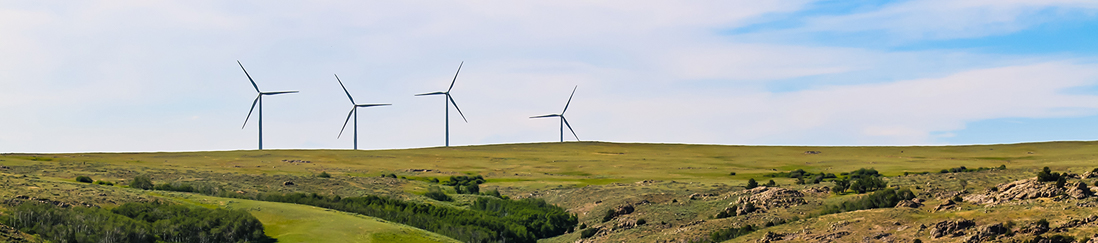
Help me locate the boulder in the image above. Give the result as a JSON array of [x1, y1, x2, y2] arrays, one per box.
[[735, 187, 807, 211], [895, 199, 922, 208], [930, 219, 976, 238]]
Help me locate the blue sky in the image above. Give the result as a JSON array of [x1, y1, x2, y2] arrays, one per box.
[[1, 0, 1097, 152]]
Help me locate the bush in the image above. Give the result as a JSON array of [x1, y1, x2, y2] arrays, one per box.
[[580, 228, 598, 238], [317, 171, 331, 178], [430, 178, 440, 183], [823, 188, 916, 214], [1077, 182, 1091, 195], [1037, 167, 1061, 182], [636, 219, 646, 225], [579, 223, 586, 229], [444, 175, 485, 194], [729, 172, 736, 176], [709, 224, 755, 242], [2, 201, 272, 243], [602, 209, 616, 222], [154, 183, 195, 193], [131, 176, 154, 190], [75, 176, 93, 183], [766, 180, 777, 187], [746, 178, 758, 189], [951, 195, 963, 203], [1055, 177, 1067, 189], [259, 192, 576, 243], [424, 186, 452, 201]]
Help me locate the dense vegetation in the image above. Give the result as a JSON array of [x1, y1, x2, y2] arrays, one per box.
[[425, 185, 453, 201], [766, 169, 838, 184], [938, 165, 1005, 173], [823, 188, 916, 214], [831, 168, 888, 194], [257, 192, 577, 243], [2, 201, 271, 243], [443, 175, 485, 194], [708, 224, 756, 242], [75, 175, 93, 183]]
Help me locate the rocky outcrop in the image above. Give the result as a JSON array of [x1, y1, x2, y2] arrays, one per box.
[[930, 219, 976, 238], [934, 199, 957, 211], [896, 198, 923, 208], [963, 223, 1012, 243], [1018, 221, 1050, 235], [1052, 215, 1098, 232], [995, 179, 1065, 200], [757, 231, 785, 243], [735, 187, 807, 211]]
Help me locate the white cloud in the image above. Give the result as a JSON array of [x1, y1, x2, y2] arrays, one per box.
[[0, 1, 1097, 152], [800, 0, 1098, 40]]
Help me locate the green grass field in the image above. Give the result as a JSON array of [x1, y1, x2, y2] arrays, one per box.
[[156, 192, 458, 243], [3, 141, 1098, 242]]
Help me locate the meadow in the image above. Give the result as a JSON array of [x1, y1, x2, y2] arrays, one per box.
[[2, 141, 1098, 242]]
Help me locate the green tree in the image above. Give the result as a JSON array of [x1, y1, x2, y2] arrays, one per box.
[[131, 175, 154, 190], [746, 178, 758, 189]]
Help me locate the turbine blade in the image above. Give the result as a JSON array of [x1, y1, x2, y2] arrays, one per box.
[[447, 61, 463, 93], [562, 116, 579, 141], [448, 94, 468, 123], [415, 92, 446, 96], [562, 85, 577, 114], [335, 74, 355, 104], [262, 91, 299, 95], [238, 60, 261, 93], [530, 114, 560, 118], [242, 95, 260, 129], [338, 108, 354, 138], [357, 104, 392, 108]]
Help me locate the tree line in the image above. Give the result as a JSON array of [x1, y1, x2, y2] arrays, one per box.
[[256, 192, 577, 243], [2, 201, 272, 243]]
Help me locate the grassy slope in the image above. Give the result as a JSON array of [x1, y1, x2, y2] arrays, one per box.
[[8, 141, 1093, 185], [156, 192, 458, 243], [4, 141, 1098, 242]]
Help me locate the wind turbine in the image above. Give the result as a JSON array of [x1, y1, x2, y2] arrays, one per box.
[[335, 74, 391, 150], [530, 86, 579, 142], [238, 60, 298, 150], [415, 62, 468, 147]]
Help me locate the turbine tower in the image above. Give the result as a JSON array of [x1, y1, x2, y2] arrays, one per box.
[[238, 60, 298, 150], [530, 86, 579, 142], [415, 62, 468, 147], [335, 74, 391, 150]]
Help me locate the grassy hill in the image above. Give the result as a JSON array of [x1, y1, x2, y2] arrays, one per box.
[[3, 141, 1098, 242]]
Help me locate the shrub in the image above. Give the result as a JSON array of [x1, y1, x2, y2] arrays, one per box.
[[430, 178, 440, 183], [951, 195, 963, 203], [823, 188, 916, 214], [746, 178, 758, 189], [1037, 167, 1061, 182], [483, 189, 503, 198], [579, 223, 587, 229], [766, 180, 777, 187], [580, 228, 598, 238], [914, 239, 923, 243], [445, 175, 485, 194], [729, 172, 736, 176], [602, 209, 616, 222], [636, 219, 646, 225], [76, 176, 93, 183], [131, 176, 154, 190], [709, 224, 755, 242], [317, 171, 331, 178], [424, 185, 452, 201], [1055, 177, 1066, 189]]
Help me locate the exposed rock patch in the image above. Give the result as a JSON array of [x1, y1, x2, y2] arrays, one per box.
[[735, 187, 807, 211], [964, 223, 1012, 243], [895, 198, 923, 208], [930, 219, 976, 238]]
